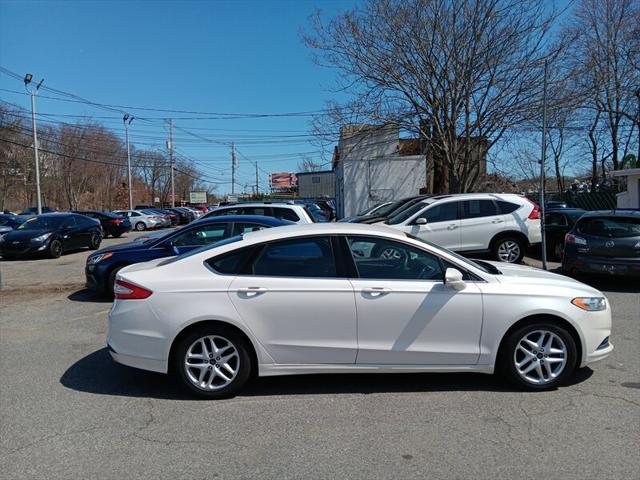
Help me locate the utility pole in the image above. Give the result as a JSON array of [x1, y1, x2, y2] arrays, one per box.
[[255, 162, 259, 199], [169, 118, 175, 207], [231, 142, 236, 195], [123, 113, 134, 210], [24, 73, 44, 214], [539, 60, 548, 270], [635, 88, 640, 165]]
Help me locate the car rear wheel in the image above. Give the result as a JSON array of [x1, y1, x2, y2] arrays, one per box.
[[500, 322, 577, 390], [552, 238, 564, 261], [48, 239, 62, 258], [173, 326, 252, 399], [493, 237, 525, 263], [134, 222, 146, 231]]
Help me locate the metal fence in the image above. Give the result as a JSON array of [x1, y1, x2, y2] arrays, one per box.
[[528, 191, 617, 211]]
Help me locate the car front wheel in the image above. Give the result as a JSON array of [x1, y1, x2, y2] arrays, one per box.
[[134, 222, 146, 231], [89, 233, 101, 250], [48, 239, 62, 258], [500, 322, 577, 390], [173, 326, 252, 399]]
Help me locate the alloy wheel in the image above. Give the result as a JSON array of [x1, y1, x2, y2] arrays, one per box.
[[184, 335, 240, 391], [379, 247, 403, 260], [497, 240, 521, 263], [513, 330, 567, 385]]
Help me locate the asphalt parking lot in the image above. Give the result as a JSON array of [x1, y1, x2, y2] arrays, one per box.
[[1, 234, 638, 479]]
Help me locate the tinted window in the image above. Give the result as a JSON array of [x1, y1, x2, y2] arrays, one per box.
[[19, 216, 67, 230], [462, 200, 498, 219], [207, 246, 256, 274], [171, 223, 227, 246], [578, 217, 640, 238], [241, 206, 270, 216], [232, 222, 268, 236], [209, 207, 239, 216], [546, 213, 567, 226], [251, 237, 336, 277], [496, 200, 519, 214], [420, 202, 459, 223], [130, 212, 140, 217], [386, 201, 430, 225], [347, 236, 444, 280], [273, 207, 300, 222]]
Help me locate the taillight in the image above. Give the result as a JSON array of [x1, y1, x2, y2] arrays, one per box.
[[522, 197, 540, 219], [111, 218, 122, 225], [565, 233, 587, 246], [114, 280, 152, 299]]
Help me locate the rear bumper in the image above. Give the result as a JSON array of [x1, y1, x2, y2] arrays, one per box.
[[563, 254, 640, 277], [108, 342, 167, 373], [105, 225, 132, 236]]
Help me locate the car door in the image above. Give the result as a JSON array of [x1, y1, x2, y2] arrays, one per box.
[[164, 222, 229, 255], [403, 200, 461, 250], [345, 235, 483, 365], [227, 236, 358, 364], [459, 199, 506, 251], [59, 216, 80, 250], [74, 215, 96, 247]]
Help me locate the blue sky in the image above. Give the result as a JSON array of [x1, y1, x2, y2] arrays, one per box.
[[0, 0, 360, 193]]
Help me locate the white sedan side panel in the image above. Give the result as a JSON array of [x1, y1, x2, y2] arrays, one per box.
[[351, 280, 483, 365], [228, 276, 358, 364]]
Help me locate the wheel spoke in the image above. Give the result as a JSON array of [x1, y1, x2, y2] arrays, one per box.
[[546, 357, 564, 364], [215, 367, 231, 382], [185, 335, 239, 391], [200, 339, 209, 358], [537, 332, 545, 349], [544, 334, 554, 352], [543, 361, 554, 379], [198, 367, 207, 383], [522, 361, 538, 375], [523, 338, 538, 350]]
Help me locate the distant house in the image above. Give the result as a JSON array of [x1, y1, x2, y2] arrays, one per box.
[[332, 124, 427, 218], [297, 171, 335, 199], [611, 168, 640, 208]]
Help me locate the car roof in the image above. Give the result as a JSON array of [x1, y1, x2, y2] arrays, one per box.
[[579, 209, 640, 219], [195, 215, 293, 226], [547, 208, 585, 213], [240, 222, 405, 244], [216, 202, 302, 208]]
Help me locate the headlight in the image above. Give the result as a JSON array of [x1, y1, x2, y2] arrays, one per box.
[[87, 252, 113, 264], [572, 297, 606, 311], [32, 232, 52, 242]]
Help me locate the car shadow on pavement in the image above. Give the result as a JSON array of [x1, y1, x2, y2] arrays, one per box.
[[60, 347, 594, 400], [67, 288, 112, 303]]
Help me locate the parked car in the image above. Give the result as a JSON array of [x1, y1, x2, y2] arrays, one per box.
[[296, 201, 329, 222], [155, 209, 180, 226], [544, 209, 586, 260], [182, 206, 204, 219], [72, 210, 132, 238], [562, 210, 640, 277], [108, 222, 612, 398], [167, 207, 195, 225], [315, 200, 336, 221], [0, 214, 27, 237], [140, 209, 171, 228], [357, 201, 394, 217], [86, 215, 293, 296], [19, 206, 54, 215], [384, 193, 541, 263], [202, 202, 314, 224], [340, 195, 432, 224], [0, 213, 102, 259], [113, 209, 162, 231], [546, 200, 569, 209]]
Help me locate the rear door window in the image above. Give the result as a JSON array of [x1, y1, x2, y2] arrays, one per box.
[[462, 200, 498, 219], [241, 206, 271, 216], [250, 237, 336, 277], [578, 217, 640, 238], [273, 207, 300, 222], [496, 200, 519, 214]]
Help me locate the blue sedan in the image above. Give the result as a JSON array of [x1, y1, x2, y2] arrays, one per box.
[[85, 215, 293, 296]]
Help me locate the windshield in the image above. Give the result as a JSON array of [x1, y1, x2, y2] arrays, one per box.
[[17, 216, 66, 231], [405, 233, 496, 274], [156, 235, 244, 266], [386, 201, 430, 225]]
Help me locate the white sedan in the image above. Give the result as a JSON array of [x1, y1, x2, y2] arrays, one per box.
[[108, 223, 613, 398]]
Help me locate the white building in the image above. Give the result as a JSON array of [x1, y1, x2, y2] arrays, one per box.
[[333, 124, 426, 218], [612, 168, 640, 208]]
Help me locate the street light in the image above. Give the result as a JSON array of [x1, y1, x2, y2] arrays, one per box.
[[24, 72, 45, 215], [123, 113, 134, 210]]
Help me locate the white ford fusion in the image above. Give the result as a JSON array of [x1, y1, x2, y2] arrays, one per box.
[[108, 223, 612, 398]]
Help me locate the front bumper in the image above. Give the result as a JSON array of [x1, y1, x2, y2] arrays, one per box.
[[576, 304, 613, 368], [0, 240, 49, 257]]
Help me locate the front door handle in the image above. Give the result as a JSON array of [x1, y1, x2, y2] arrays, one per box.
[[362, 287, 391, 297], [447, 224, 458, 230], [492, 219, 504, 224], [237, 286, 268, 297]]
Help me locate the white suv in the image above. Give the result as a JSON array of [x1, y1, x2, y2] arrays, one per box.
[[384, 193, 541, 263], [201, 202, 314, 224]]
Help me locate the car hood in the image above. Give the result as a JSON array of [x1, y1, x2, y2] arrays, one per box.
[[1, 229, 51, 241], [342, 214, 387, 224], [92, 239, 150, 256], [488, 261, 602, 295], [0, 226, 12, 234]]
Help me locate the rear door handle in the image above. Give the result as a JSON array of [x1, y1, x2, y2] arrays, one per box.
[[447, 224, 458, 230], [362, 287, 391, 296], [492, 219, 504, 224], [237, 286, 268, 296]]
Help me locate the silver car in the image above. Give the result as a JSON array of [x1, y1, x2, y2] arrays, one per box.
[[113, 210, 161, 231]]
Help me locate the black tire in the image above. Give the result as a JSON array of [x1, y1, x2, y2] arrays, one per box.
[[551, 238, 564, 261], [89, 233, 101, 250], [499, 321, 577, 391], [492, 236, 525, 263], [172, 325, 252, 399], [134, 222, 146, 231], [48, 239, 62, 258]]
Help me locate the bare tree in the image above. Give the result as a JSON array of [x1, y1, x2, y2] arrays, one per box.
[[297, 155, 323, 172], [305, 0, 563, 193]]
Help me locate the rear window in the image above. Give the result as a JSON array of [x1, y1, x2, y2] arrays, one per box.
[[207, 246, 256, 274], [496, 200, 519, 214], [578, 217, 640, 238], [274, 207, 300, 222]]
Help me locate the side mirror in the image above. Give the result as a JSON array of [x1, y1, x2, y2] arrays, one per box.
[[444, 268, 466, 290], [415, 217, 427, 225]]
